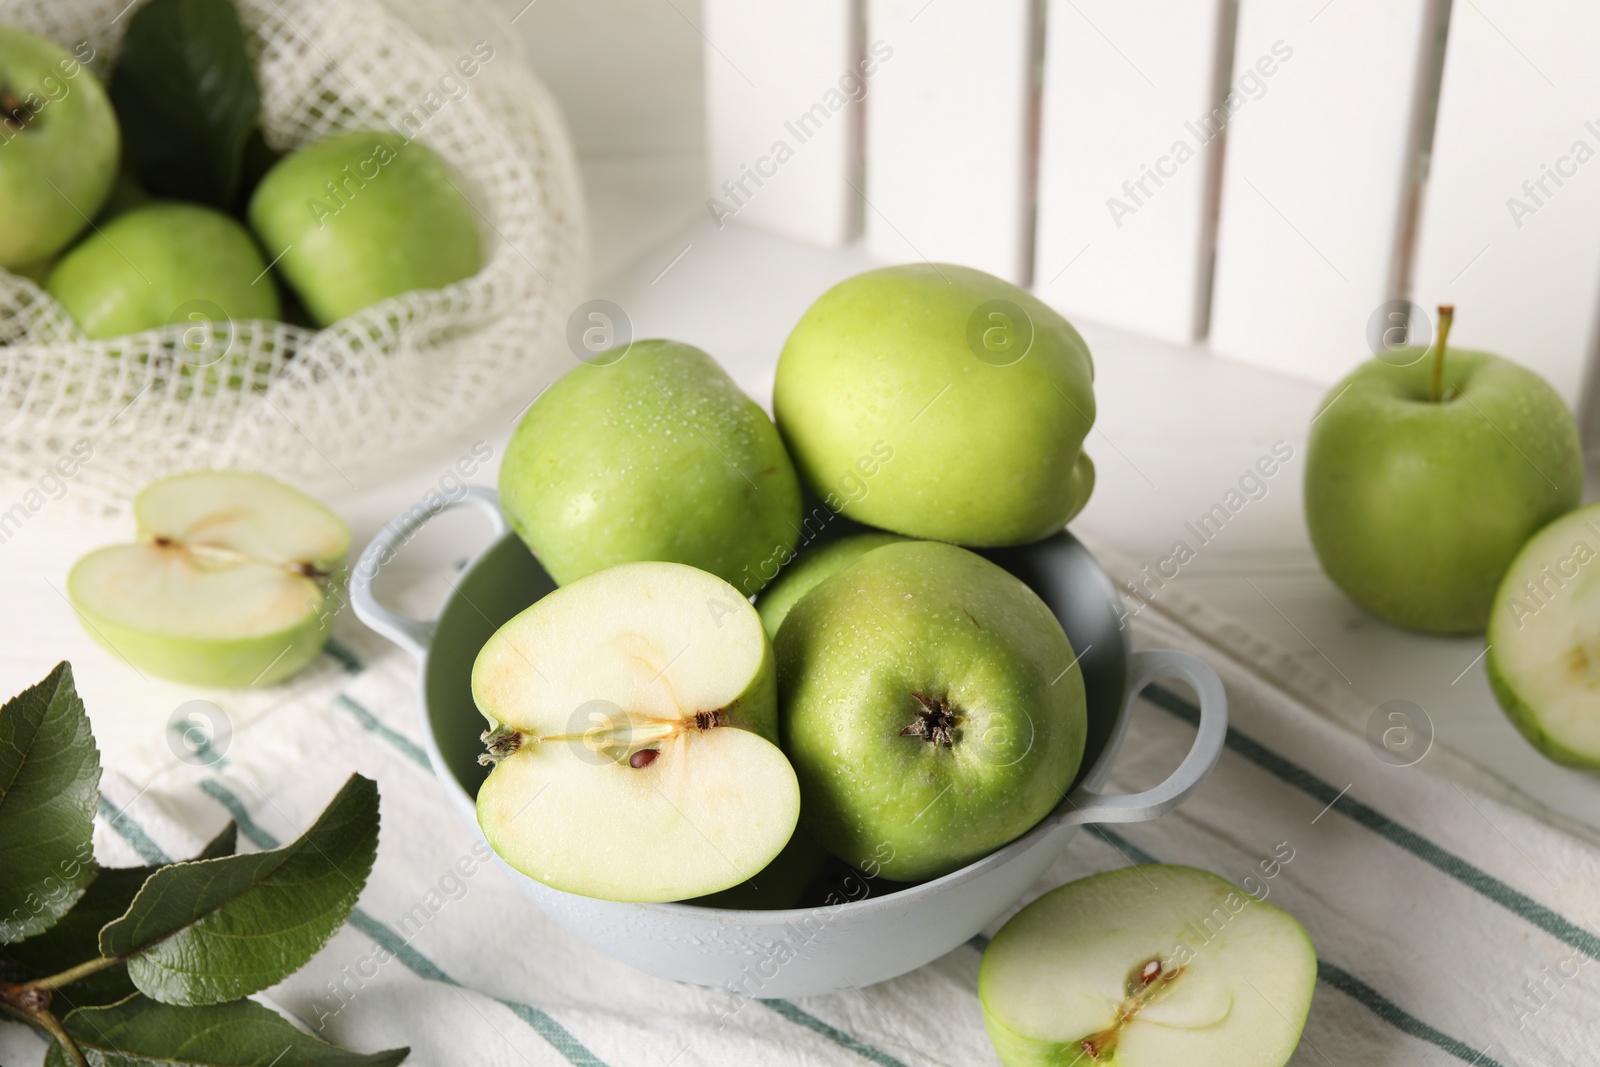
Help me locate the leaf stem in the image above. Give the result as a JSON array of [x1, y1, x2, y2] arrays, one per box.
[[16, 954, 124, 992], [0, 988, 88, 1066], [33, 1008, 89, 1067], [1429, 304, 1455, 403]]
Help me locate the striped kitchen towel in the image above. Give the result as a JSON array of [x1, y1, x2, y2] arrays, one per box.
[[4, 546, 1597, 1067]]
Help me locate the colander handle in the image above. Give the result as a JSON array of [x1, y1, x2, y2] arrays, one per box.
[[350, 485, 510, 658], [1059, 649, 1228, 826]]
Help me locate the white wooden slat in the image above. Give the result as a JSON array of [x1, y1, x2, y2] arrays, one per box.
[[700, 0, 863, 247], [1032, 0, 1230, 344], [1411, 0, 1600, 410], [1207, 0, 1438, 382], [863, 0, 1035, 284]]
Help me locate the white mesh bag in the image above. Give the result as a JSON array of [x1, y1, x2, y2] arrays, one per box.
[[0, 0, 587, 507]]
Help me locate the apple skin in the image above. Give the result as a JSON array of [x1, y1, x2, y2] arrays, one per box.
[[248, 130, 482, 325], [1305, 349, 1582, 634], [1485, 502, 1600, 768], [691, 829, 828, 910], [500, 339, 804, 592], [47, 202, 281, 339], [774, 263, 1096, 546], [756, 531, 908, 638], [0, 27, 120, 268], [777, 540, 1087, 882], [64, 577, 332, 688]]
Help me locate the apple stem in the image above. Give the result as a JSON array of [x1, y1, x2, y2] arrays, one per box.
[[1429, 304, 1455, 403], [0, 93, 33, 134]]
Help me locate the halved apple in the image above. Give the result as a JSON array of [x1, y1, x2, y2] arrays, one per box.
[[980, 865, 1316, 1067], [67, 471, 348, 687], [1487, 502, 1600, 767], [472, 561, 800, 903]]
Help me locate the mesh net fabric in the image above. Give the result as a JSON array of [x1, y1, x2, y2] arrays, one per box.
[[0, 0, 587, 509]]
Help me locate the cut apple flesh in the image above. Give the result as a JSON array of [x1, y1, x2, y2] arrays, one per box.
[[67, 470, 348, 687], [472, 560, 800, 903], [1487, 503, 1600, 766], [980, 865, 1316, 1066]]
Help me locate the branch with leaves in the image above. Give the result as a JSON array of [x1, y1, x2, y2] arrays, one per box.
[[0, 663, 407, 1066]]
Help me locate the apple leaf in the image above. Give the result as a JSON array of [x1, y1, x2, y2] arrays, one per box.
[[0, 823, 235, 1011], [0, 662, 100, 943], [109, 0, 263, 209], [100, 775, 378, 1006], [46, 994, 409, 1066]]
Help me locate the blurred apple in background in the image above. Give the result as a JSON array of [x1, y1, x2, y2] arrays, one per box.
[[248, 129, 482, 325], [47, 202, 280, 338], [0, 26, 120, 269], [1305, 307, 1583, 634]]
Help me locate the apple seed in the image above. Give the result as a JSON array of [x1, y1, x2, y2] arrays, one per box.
[[899, 692, 963, 749], [1078, 956, 1184, 1059], [629, 749, 660, 768]]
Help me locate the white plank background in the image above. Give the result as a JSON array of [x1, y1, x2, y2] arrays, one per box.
[[1411, 0, 1600, 410], [864, 0, 1037, 284], [1207, 0, 1439, 384], [700, 0, 862, 247], [1032, 0, 1231, 344]]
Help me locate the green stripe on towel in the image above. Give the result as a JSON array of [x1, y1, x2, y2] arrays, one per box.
[[1143, 684, 1600, 965], [1090, 798, 1510, 1067], [334, 693, 432, 772], [194, 778, 612, 1067]]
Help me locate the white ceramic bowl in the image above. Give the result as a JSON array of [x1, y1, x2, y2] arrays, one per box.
[[353, 488, 1226, 998]]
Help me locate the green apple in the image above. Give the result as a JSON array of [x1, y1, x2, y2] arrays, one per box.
[[1305, 308, 1582, 634], [473, 561, 800, 902], [0, 27, 119, 267], [47, 202, 281, 340], [980, 865, 1317, 1067], [774, 264, 1096, 546], [500, 339, 803, 592], [68, 471, 348, 687], [692, 828, 828, 910], [1486, 503, 1600, 767], [778, 540, 1087, 881], [248, 130, 482, 325], [756, 531, 907, 638]]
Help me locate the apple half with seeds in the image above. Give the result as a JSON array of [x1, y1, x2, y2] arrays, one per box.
[[472, 561, 801, 903], [67, 470, 348, 687], [1487, 502, 1600, 767], [980, 865, 1316, 1066]]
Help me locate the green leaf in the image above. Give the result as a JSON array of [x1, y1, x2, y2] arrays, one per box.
[[0, 663, 100, 943], [109, 0, 263, 208], [1, 824, 236, 1010], [46, 994, 409, 1066], [101, 775, 378, 1005]]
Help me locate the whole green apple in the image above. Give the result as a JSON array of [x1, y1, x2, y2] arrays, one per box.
[[501, 339, 803, 592], [1486, 502, 1600, 767], [777, 540, 1087, 881], [774, 264, 1096, 546], [756, 531, 907, 638], [0, 27, 119, 268], [248, 130, 482, 325], [47, 202, 281, 340], [1305, 308, 1582, 633]]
